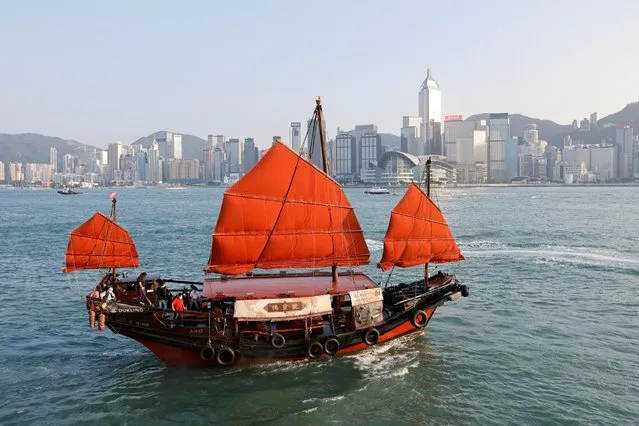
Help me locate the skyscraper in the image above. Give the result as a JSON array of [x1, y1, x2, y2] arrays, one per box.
[[243, 138, 257, 173], [168, 134, 182, 159], [50, 147, 58, 173], [226, 138, 243, 173], [272, 136, 282, 144], [107, 142, 123, 181], [335, 132, 357, 179], [208, 135, 225, 149], [0, 162, 5, 182], [418, 69, 442, 153], [401, 116, 422, 155], [487, 113, 510, 182], [616, 125, 634, 179], [290, 122, 301, 152]]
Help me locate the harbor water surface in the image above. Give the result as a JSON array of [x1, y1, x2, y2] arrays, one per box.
[[0, 187, 637, 424]]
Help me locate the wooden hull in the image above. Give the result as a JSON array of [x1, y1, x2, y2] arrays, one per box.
[[97, 274, 466, 368]]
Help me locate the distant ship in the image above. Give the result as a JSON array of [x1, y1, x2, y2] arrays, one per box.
[[365, 186, 390, 195], [64, 99, 468, 367], [57, 187, 81, 195]]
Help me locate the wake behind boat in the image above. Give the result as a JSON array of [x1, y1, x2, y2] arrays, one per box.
[[64, 99, 468, 368]]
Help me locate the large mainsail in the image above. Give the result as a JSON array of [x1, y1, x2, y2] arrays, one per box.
[[378, 182, 464, 271], [64, 212, 140, 273], [206, 141, 370, 275]]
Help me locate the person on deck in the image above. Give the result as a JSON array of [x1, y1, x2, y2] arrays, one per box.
[[156, 279, 169, 309], [188, 284, 201, 310], [136, 272, 148, 305], [172, 293, 186, 326]]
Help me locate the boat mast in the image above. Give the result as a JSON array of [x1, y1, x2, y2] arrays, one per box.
[[424, 157, 431, 285], [110, 195, 117, 279], [314, 98, 338, 283]]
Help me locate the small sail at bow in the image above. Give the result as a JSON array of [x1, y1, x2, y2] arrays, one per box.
[[64, 212, 140, 273], [378, 183, 464, 271], [206, 141, 370, 275]]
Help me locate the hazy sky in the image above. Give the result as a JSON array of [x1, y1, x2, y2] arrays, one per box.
[[1, 0, 638, 149]]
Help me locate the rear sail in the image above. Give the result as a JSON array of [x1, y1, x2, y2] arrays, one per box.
[[206, 141, 370, 275], [64, 212, 140, 273], [378, 182, 464, 271]]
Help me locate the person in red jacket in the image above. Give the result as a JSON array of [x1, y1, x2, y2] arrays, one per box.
[[171, 293, 185, 327]]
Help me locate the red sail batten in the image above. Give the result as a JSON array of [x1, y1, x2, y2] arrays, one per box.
[[64, 212, 140, 273], [378, 182, 464, 271], [206, 142, 370, 275]]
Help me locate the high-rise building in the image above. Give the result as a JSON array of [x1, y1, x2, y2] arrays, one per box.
[[168, 134, 182, 159], [243, 138, 257, 173], [418, 69, 442, 152], [135, 151, 147, 182], [202, 148, 214, 183], [50, 147, 58, 173], [616, 125, 634, 179], [590, 112, 598, 126], [572, 120, 579, 130], [360, 132, 382, 176], [147, 141, 162, 183], [487, 113, 510, 182], [208, 135, 225, 149], [443, 117, 475, 162], [62, 153, 76, 174], [579, 118, 591, 132], [107, 142, 123, 181], [0, 161, 4, 181], [272, 136, 282, 144], [335, 132, 357, 180], [9, 162, 24, 182], [523, 124, 539, 145], [290, 122, 301, 152], [212, 147, 225, 182], [307, 118, 327, 170], [401, 116, 422, 155], [225, 138, 243, 173]]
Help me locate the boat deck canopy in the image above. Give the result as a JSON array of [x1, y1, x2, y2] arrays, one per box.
[[203, 272, 378, 300]]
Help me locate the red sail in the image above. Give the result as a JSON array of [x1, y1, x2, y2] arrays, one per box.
[[64, 212, 140, 273], [207, 141, 370, 275], [378, 182, 464, 271]]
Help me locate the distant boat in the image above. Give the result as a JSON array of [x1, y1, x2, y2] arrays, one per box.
[[365, 186, 390, 195], [57, 188, 81, 195]]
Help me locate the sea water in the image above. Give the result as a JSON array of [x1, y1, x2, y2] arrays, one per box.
[[0, 186, 637, 424]]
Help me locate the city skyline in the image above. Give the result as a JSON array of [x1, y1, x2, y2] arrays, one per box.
[[2, 1, 638, 149]]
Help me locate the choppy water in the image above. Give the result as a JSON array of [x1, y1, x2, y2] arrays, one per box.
[[0, 186, 638, 425]]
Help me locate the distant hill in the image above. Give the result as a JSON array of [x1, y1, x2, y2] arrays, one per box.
[[465, 113, 572, 147], [380, 133, 401, 149], [131, 131, 208, 160], [0, 133, 99, 166]]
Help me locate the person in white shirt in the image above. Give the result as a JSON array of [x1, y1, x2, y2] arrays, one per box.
[[189, 285, 201, 310]]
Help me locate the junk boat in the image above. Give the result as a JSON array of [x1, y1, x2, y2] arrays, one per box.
[[64, 99, 468, 367]]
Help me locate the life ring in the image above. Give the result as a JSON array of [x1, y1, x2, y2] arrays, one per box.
[[307, 341, 324, 359], [200, 344, 215, 361], [324, 337, 340, 356], [364, 328, 380, 346], [411, 310, 428, 328], [461, 285, 470, 297], [216, 346, 236, 366], [270, 332, 286, 349]]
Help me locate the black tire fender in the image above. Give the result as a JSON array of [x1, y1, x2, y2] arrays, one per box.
[[364, 328, 380, 346], [411, 309, 428, 328], [324, 337, 340, 356], [216, 346, 236, 366], [200, 344, 215, 361], [307, 340, 324, 359], [270, 332, 286, 349]]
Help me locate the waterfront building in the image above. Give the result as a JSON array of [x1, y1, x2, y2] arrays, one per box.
[[334, 132, 357, 181], [243, 138, 258, 173], [616, 125, 634, 179], [9, 162, 24, 182], [487, 113, 510, 182], [0, 161, 4, 181], [401, 116, 423, 156], [360, 132, 382, 179], [225, 138, 243, 174], [107, 142, 123, 181], [50, 147, 58, 173], [290, 122, 302, 152], [62, 153, 77, 174], [167, 159, 200, 182], [212, 148, 225, 182], [443, 117, 474, 162], [167, 134, 182, 160], [523, 124, 538, 145]]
